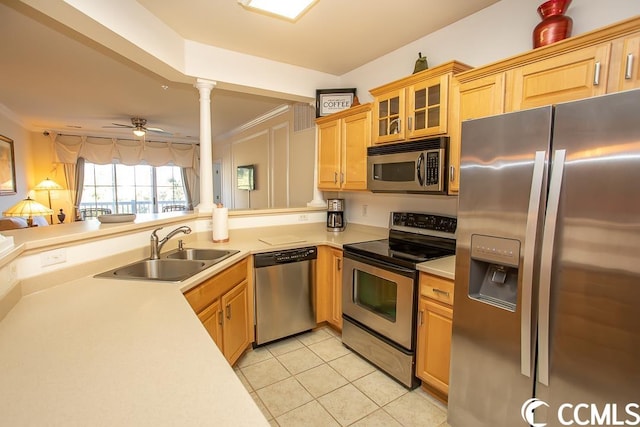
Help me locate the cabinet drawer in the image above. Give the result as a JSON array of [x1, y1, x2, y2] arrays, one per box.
[[420, 272, 454, 305], [185, 258, 248, 314]]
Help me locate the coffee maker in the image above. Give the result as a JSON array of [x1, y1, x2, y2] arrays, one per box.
[[326, 199, 345, 232]]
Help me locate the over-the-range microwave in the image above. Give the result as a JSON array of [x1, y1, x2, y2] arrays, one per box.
[[367, 137, 448, 194]]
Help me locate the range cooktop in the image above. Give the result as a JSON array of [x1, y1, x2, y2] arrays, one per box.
[[343, 212, 456, 269]]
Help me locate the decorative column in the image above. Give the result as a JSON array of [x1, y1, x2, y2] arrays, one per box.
[[195, 78, 217, 213]]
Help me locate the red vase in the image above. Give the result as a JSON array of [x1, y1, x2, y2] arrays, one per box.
[[533, 0, 573, 48]]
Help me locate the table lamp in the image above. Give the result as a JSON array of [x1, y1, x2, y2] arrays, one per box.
[[3, 197, 53, 227], [33, 178, 63, 224]]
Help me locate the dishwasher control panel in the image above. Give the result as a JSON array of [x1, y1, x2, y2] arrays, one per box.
[[254, 246, 317, 268]]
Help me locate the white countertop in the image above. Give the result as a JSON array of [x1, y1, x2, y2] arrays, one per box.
[[0, 220, 455, 426], [417, 255, 456, 280]]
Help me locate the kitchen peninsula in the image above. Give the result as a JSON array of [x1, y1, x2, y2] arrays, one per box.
[[0, 211, 456, 426]]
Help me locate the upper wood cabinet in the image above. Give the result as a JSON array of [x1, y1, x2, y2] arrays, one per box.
[[450, 16, 640, 194], [316, 103, 371, 191], [509, 43, 611, 111], [611, 33, 640, 91], [370, 61, 472, 145], [449, 73, 506, 194]]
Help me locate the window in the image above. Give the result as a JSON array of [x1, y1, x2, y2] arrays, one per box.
[[80, 162, 187, 214]]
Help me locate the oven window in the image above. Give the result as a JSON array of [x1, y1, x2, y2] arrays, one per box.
[[354, 270, 397, 322]]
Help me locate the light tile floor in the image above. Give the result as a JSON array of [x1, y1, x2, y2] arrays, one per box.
[[234, 327, 452, 427]]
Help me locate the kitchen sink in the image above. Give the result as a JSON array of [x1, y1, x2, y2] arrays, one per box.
[[95, 248, 240, 282], [96, 259, 209, 281], [163, 248, 239, 262]]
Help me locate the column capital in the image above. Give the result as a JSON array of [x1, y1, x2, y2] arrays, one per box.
[[194, 78, 217, 92]]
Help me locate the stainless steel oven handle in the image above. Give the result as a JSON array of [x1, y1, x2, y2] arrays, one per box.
[[416, 152, 424, 186], [538, 149, 566, 386], [521, 150, 546, 377]]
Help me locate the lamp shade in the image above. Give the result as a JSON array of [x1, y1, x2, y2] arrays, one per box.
[[33, 178, 63, 191], [4, 197, 53, 226]]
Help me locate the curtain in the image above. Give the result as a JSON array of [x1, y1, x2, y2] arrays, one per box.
[[183, 147, 200, 208], [53, 134, 196, 167]]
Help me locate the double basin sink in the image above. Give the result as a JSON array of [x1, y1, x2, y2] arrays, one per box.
[[96, 248, 240, 282]]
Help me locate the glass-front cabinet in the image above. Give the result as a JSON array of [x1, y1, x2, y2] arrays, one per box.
[[370, 61, 471, 145], [374, 88, 405, 143], [407, 75, 449, 139]]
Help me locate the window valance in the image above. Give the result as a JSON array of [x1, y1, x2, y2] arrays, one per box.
[[51, 133, 197, 168]]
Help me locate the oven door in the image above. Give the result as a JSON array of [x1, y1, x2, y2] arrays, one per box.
[[342, 252, 417, 350]]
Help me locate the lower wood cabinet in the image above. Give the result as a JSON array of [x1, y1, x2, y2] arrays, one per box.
[[316, 246, 343, 330], [184, 257, 251, 365], [416, 272, 454, 402]]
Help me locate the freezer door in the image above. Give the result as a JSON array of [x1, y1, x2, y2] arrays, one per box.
[[448, 107, 553, 427], [536, 90, 640, 426]]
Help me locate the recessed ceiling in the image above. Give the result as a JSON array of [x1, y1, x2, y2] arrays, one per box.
[[0, 0, 498, 142]]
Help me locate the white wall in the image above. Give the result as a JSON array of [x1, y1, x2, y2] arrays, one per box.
[[337, 0, 640, 228]]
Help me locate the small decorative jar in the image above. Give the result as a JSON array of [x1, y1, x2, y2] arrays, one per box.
[[533, 0, 573, 49]]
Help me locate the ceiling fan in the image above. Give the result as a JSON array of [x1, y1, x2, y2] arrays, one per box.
[[103, 117, 171, 137]]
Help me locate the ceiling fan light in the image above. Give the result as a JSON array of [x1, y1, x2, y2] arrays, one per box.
[[133, 127, 146, 137], [238, 0, 317, 21]]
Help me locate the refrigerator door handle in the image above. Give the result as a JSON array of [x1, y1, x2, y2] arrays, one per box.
[[521, 150, 546, 377], [538, 149, 567, 386]]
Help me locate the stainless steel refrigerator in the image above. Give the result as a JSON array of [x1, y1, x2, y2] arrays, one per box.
[[448, 89, 640, 427]]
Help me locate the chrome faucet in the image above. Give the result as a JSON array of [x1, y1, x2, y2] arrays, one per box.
[[150, 226, 192, 260]]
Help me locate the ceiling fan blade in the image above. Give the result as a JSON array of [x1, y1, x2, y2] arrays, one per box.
[[103, 123, 133, 128], [147, 127, 172, 135]]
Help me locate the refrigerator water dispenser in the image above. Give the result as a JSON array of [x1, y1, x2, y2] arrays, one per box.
[[468, 235, 521, 311]]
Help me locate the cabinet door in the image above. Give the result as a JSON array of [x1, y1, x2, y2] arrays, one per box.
[[373, 89, 405, 144], [449, 73, 505, 194], [198, 299, 222, 349], [416, 297, 453, 397], [510, 43, 611, 111], [222, 281, 250, 365], [329, 248, 343, 329], [408, 74, 449, 139], [341, 110, 370, 190], [317, 119, 341, 190], [616, 34, 640, 91]]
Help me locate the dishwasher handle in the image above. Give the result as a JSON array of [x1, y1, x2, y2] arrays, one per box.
[[254, 246, 317, 268]]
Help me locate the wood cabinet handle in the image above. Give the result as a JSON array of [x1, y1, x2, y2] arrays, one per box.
[[432, 288, 450, 297], [625, 53, 634, 80], [594, 61, 601, 86], [418, 309, 424, 326], [340, 172, 344, 184], [408, 116, 413, 131], [226, 305, 231, 320], [334, 172, 338, 184], [449, 165, 456, 182], [218, 310, 223, 326], [337, 259, 342, 271]]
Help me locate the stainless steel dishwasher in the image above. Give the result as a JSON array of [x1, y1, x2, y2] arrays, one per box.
[[254, 246, 317, 345]]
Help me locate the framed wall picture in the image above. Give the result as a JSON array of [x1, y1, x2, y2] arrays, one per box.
[[316, 88, 357, 117], [0, 135, 16, 195]]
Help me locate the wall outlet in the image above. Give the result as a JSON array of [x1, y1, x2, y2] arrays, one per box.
[[362, 204, 368, 217], [40, 248, 67, 267], [298, 214, 308, 222]]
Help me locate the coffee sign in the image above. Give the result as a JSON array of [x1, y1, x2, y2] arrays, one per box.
[[316, 88, 357, 117]]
